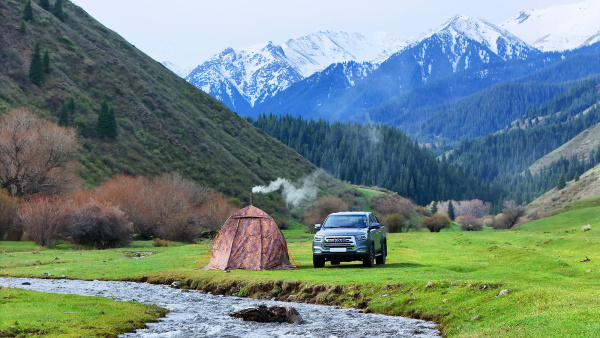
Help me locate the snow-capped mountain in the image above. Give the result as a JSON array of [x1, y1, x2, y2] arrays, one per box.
[[367, 14, 536, 92], [161, 61, 191, 78], [186, 31, 413, 112], [502, 0, 600, 52], [423, 15, 534, 65], [249, 15, 537, 123]]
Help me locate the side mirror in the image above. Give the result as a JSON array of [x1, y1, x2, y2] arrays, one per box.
[[314, 224, 322, 230], [369, 223, 381, 230]]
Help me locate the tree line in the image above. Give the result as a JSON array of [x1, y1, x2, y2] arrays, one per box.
[[249, 114, 497, 206]]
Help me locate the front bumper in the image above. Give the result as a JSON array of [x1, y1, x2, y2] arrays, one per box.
[[313, 235, 369, 261]]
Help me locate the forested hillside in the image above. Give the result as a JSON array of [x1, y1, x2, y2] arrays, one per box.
[[250, 114, 497, 205], [0, 0, 323, 200], [448, 79, 600, 203]]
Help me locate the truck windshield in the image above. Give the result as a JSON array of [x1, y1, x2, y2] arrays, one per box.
[[323, 215, 367, 228]]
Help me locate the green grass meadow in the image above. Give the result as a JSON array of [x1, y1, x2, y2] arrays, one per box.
[[1, 203, 600, 337]]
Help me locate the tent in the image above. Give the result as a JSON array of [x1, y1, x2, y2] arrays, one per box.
[[203, 206, 295, 270]]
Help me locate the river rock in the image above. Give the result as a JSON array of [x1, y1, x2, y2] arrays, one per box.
[[230, 305, 303, 324]]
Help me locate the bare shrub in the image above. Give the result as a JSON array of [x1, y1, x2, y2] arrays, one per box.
[[492, 213, 510, 229], [93, 174, 236, 242], [455, 199, 490, 218], [303, 195, 349, 226], [499, 200, 526, 229], [456, 214, 482, 231], [196, 191, 238, 231], [0, 108, 80, 197], [384, 213, 407, 233], [482, 218, 494, 227], [17, 195, 65, 246], [0, 189, 21, 240], [419, 214, 451, 233], [153, 238, 169, 247], [63, 200, 132, 249], [371, 194, 415, 219]]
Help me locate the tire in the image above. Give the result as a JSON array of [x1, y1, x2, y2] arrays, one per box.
[[313, 256, 325, 268], [331, 260, 340, 265], [362, 244, 375, 267], [376, 242, 386, 265]]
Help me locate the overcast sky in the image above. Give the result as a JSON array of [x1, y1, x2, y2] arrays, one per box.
[[70, 0, 583, 70]]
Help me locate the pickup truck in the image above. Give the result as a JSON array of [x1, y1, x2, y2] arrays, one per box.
[[312, 211, 387, 268]]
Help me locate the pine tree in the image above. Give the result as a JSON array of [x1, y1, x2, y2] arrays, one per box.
[[52, 0, 64, 21], [556, 174, 566, 190], [18, 20, 27, 32], [43, 51, 50, 73], [431, 201, 438, 214], [96, 101, 117, 138], [574, 171, 580, 182], [58, 98, 74, 126], [23, 0, 34, 21], [40, 0, 50, 10], [29, 44, 44, 86], [447, 200, 455, 221]]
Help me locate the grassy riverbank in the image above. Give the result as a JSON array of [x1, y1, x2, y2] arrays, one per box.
[[0, 287, 167, 337], [1, 202, 599, 337]]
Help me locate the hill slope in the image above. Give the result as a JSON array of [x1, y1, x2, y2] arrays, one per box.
[[529, 120, 600, 174], [0, 0, 321, 200], [526, 165, 600, 217]]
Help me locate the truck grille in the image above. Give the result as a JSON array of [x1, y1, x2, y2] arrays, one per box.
[[323, 236, 355, 247]]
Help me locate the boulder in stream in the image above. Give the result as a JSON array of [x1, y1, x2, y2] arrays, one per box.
[[230, 305, 303, 324]]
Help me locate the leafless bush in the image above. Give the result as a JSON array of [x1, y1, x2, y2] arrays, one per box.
[[498, 200, 526, 229], [63, 200, 132, 249], [492, 213, 510, 229], [384, 213, 407, 233], [455, 199, 490, 218], [92, 174, 235, 242], [153, 238, 169, 247], [17, 195, 65, 246], [419, 214, 451, 233], [456, 215, 483, 231], [303, 195, 349, 227], [0, 189, 21, 240], [370, 194, 415, 219], [0, 108, 80, 197]]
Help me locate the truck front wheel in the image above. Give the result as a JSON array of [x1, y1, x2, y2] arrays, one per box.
[[313, 256, 325, 268], [362, 244, 375, 267]]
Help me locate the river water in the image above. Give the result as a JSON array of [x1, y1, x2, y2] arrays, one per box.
[[0, 277, 439, 337]]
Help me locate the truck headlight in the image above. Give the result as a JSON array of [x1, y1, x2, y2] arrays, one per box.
[[355, 234, 368, 241], [314, 235, 323, 242]]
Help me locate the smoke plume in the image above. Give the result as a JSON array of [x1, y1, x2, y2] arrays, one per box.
[[252, 171, 322, 208]]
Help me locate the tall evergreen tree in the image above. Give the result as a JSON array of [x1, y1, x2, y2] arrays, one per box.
[[39, 0, 50, 10], [29, 44, 44, 86], [52, 0, 64, 21], [18, 20, 27, 32], [43, 51, 50, 74], [58, 98, 74, 126], [447, 200, 455, 221], [431, 201, 438, 214], [23, 0, 34, 21], [96, 101, 117, 138], [556, 174, 566, 190]]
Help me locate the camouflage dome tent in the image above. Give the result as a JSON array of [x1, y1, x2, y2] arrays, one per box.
[[203, 206, 295, 270]]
